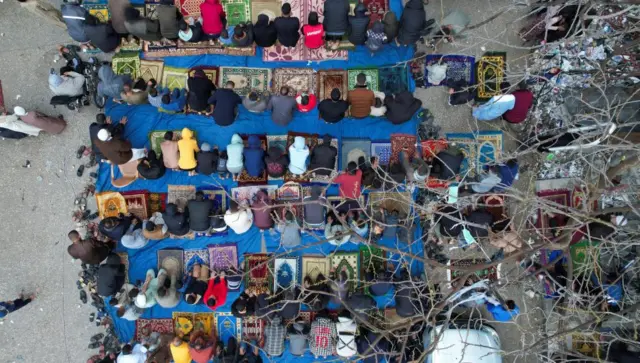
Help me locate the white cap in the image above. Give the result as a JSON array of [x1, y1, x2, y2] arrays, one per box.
[[97, 129, 111, 141], [14, 106, 27, 116], [615, 215, 628, 226], [135, 294, 147, 307]]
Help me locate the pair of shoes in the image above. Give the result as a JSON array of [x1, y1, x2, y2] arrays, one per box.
[[90, 333, 104, 343]]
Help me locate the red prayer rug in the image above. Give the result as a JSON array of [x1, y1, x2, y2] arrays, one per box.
[[135, 319, 174, 342], [390, 134, 417, 164]]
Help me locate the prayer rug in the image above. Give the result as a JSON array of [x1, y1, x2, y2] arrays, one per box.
[[214, 312, 242, 343], [420, 139, 448, 159], [263, 43, 347, 63], [170, 231, 195, 240], [242, 317, 265, 345], [266, 135, 288, 153], [167, 185, 196, 211], [317, 70, 348, 101], [222, 0, 251, 25], [476, 52, 506, 101], [148, 130, 169, 156], [368, 191, 412, 218], [424, 55, 475, 87], [476, 130, 502, 169], [359, 245, 386, 282], [274, 256, 300, 291], [363, 0, 388, 25], [218, 67, 271, 96], [272, 68, 317, 95], [139, 59, 164, 83], [230, 185, 278, 205], [176, 0, 204, 18], [183, 249, 210, 274], [145, 44, 256, 57], [200, 188, 227, 210], [310, 137, 339, 183], [134, 319, 174, 342], [161, 66, 189, 90], [243, 253, 272, 294], [378, 65, 409, 95], [444, 132, 476, 176], [340, 139, 371, 170], [208, 243, 239, 271], [157, 250, 184, 280], [96, 192, 127, 219], [251, 0, 281, 22], [302, 255, 329, 281], [348, 69, 379, 91], [143, 41, 177, 54], [570, 240, 600, 271], [120, 190, 150, 220], [448, 259, 499, 282], [189, 66, 219, 85], [119, 37, 142, 52], [193, 313, 214, 337], [83, 4, 110, 23], [274, 183, 304, 222], [173, 312, 195, 339], [370, 142, 392, 166], [148, 192, 167, 215], [389, 133, 417, 164], [285, 132, 319, 182], [112, 52, 140, 79], [117, 252, 129, 283], [484, 195, 506, 223], [238, 135, 268, 185], [536, 189, 571, 238], [330, 252, 360, 292]]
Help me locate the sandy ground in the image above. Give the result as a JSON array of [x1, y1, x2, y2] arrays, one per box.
[[0, 0, 544, 361]]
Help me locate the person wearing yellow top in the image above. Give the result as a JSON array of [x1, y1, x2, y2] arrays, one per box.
[[170, 336, 192, 363], [177, 127, 200, 175]]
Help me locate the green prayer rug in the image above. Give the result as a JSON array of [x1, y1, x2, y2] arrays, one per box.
[[111, 52, 140, 79], [219, 67, 271, 96], [161, 66, 189, 90], [348, 69, 379, 91], [222, 0, 251, 25]]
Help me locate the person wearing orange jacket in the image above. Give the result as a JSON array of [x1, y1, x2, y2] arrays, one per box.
[[204, 271, 228, 311]]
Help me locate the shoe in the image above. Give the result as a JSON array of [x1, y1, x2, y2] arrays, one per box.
[[77, 165, 85, 177], [76, 281, 83, 290], [89, 313, 95, 322], [88, 342, 100, 349], [76, 146, 86, 159], [80, 290, 87, 304], [90, 333, 104, 343]]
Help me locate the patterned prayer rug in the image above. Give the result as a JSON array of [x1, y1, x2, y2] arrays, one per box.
[[570, 240, 600, 270], [96, 192, 127, 219], [263, 42, 347, 62], [200, 188, 227, 210], [117, 252, 129, 283], [189, 66, 219, 85], [340, 139, 371, 171], [208, 243, 239, 271], [83, 4, 110, 22], [444, 132, 477, 176], [193, 313, 214, 337], [139, 59, 164, 83], [370, 142, 392, 166], [274, 256, 300, 291], [348, 69, 379, 91], [330, 252, 359, 292], [183, 249, 210, 274], [316, 70, 348, 101], [244, 253, 272, 294], [476, 52, 506, 101], [363, 0, 388, 25], [359, 245, 386, 282], [135, 319, 174, 342], [112, 52, 140, 79], [173, 312, 195, 339], [218, 67, 271, 96], [368, 191, 412, 218], [161, 66, 189, 90], [120, 191, 150, 220], [214, 312, 242, 343], [476, 130, 503, 172], [157, 249, 184, 280], [285, 132, 318, 182], [302, 256, 329, 281], [266, 135, 288, 153], [448, 258, 500, 282], [176, 0, 204, 17], [145, 2, 160, 20], [222, 0, 251, 25], [230, 185, 278, 205], [251, 0, 281, 22], [119, 37, 142, 52], [238, 135, 268, 185], [389, 133, 417, 164], [272, 68, 317, 95], [148, 130, 169, 156], [310, 137, 339, 183], [275, 183, 304, 222], [420, 139, 448, 159], [148, 193, 167, 215], [143, 41, 178, 54], [146, 44, 256, 57], [536, 189, 571, 238], [424, 55, 475, 87], [167, 185, 196, 211], [378, 65, 409, 95], [242, 317, 265, 345]]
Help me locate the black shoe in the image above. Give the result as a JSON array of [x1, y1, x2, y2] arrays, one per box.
[[76, 281, 83, 290], [89, 313, 95, 322], [80, 290, 87, 304], [88, 342, 100, 349], [76, 146, 86, 159], [90, 333, 104, 343], [77, 165, 85, 177]]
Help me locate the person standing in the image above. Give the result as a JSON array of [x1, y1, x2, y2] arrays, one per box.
[[0, 291, 37, 318], [67, 230, 110, 265], [156, 0, 183, 42], [84, 16, 121, 53], [274, 3, 300, 47], [396, 0, 432, 46], [61, 0, 91, 44], [268, 86, 297, 126], [200, 0, 226, 40], [334, 162, 363, 199], [264, 316, 286, 357]]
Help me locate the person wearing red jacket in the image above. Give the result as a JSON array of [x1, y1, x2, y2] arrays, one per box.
[[502, 83, 534, 124], [296, 91, 317, 112], [203, 271, 228, 311], [200, 0, 227, 39], [302, 12, 324, 49]]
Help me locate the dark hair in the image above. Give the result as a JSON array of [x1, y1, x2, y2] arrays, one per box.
[[195, 191, 205, 200], [128, 288, 140, 299], [330, 88, 341, 101], [226, 81, 235, 88], [506, 300, 516, 310], [122, 344, 133, 354], [116, 307, 125, 317], [285, 210, 294, 221], [164, 131, 174, 141], [148, 87, 158, 97], [148, 79, 157, 88], [221, 28, 229, 39], [308, 11, 319, 25], [301, 95, 309, 105], [156, 286, 167, 297], [356, 73, 367, 85], [347, 161, 357, 174], [248, 92, 258, 101], [145, 221, 156, 231], [281, 3, 291, 15], [506, 159, 518, 168], [235, 299, 246, 311], [179, 21, 189, 31], [96, 113, 106, 124], [229, 200, 239, 212], [280, 86, 289, 96], [161, 94, 171, 104], [124, 7, 140, 21], [186, 294, 196, 304], [67, 230, 80, 240], [207, 297, 216, 307], [374, 97, 382, 108], [108, 298, 118, 306]]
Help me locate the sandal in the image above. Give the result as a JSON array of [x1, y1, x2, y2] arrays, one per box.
[[80, 290, 88, 304], [77, 165, 85, 177], [76, 146, 86, 159]]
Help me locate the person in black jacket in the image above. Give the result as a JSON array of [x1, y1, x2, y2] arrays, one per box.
[[156, 0, 183, 42], [264, 146, 288, 178], [347, 3, 369, 45], [179, 18, 204, 42], [394, 270, 417, 317], [385, 91, 422, 125], [431, 147, 464, 181], [308, 134, 338, 176], [137, 150, 166, 180], [231, 292, 257, 318], [318, 88, 349, 123], [187, 69, 216, 113], [466, 208, 494, 239], [208, 81, 243, 126], [97, 254, 126, 298], [232, 22, 254, 47], [187, 191, 214, 233], [162, 203, 190, 236], [303, 274, 330, 311], [278, 287, 301, 319], [99, 214, 133, 241], [274, 3, 300, 47], [323, 0, 349, 49], [84, 16, 120, 53], [253, 14, 277, 47], [396, 0, 433, 46], [436, 205, 463, 239], [196, 143, 219, 175]]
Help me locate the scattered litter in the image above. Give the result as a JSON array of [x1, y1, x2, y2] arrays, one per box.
[[36, 176, 43, 182], [15, 95, 20, 100], [22, 160, 30, 168]]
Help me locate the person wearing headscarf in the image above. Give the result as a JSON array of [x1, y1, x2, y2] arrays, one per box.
[[49, 69, 85, 97], [188, 69, 216, 113], [12, 106, 66, 134], [179, 17, 204, 42], [253, 14, 277, 47]]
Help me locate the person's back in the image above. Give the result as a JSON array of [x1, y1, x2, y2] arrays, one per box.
[[253, 14, 277, 47], [188, 193, 213, 232], [318, 88, 349, 123], [160, 133, 180, 169], [196, 143, 218, 175], [243, 135, 265, 177], [226, 133, 244, 171], [265, 146, 288, 178], [347, 4, 369, 45], [347, 74, 375, 118], [308, 134, 337, 176], [366, 21, 387, 53], [503, 88, 534, 123], [397, 0, 427, 45], [108, 0, 129, 34], [465, 209, 494, 238], [188, 71, 216, 112], [334, 162, 363, 199], [251, 191, 273, 230], [200, 0, 225, 36], [385, 91, 422, 124], [95, 130, 133, 165], [97, 254, 125, 297], [302, 12, 324, 49], [137, 150, 166, 180], [268, 88, 297, 126], [62, 3, 90, 42], [323, 0, 349, 34], [232, 23, 254, 47], [433, 149, 463, 180], [278, 213, 301, 247], [209, 83, 243, 126], [243, 91, 270, 113], [310, 316, 336, 358], [84, 19, 120, 53], [156, 1, 182, 40], [288, 136, 309, 175], [177, 128, 199, 170], [472, 94, 516, 121], [162, 203, 190, 236], [274, 3, 300, 47]]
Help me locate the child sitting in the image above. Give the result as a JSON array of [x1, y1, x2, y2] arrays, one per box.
[[160, 88, 187, 113]]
